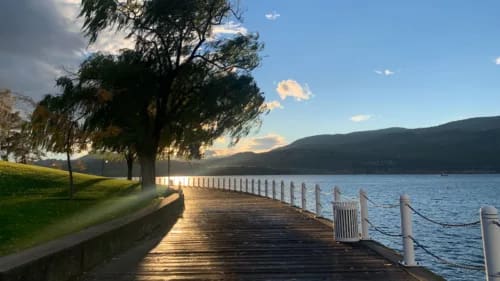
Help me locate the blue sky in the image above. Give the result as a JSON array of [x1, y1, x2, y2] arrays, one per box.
[[200, 0, 500, 155], [3, 0, 500, 157]]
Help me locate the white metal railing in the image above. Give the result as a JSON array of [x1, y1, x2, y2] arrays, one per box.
[[170, 176, 498, 280]]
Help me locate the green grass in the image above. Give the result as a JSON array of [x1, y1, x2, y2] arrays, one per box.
[[0, 161, 173, 256]]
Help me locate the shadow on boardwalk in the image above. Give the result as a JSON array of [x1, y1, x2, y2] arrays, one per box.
[[80, 187, 419, 281]]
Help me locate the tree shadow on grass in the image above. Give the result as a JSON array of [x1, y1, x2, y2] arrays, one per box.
[[51, 178, 140, 198]]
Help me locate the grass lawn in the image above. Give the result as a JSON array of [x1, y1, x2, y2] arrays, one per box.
[[0, 161, 173, 256]]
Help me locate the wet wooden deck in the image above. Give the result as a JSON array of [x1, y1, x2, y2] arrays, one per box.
[[81, 187, 431, 281]]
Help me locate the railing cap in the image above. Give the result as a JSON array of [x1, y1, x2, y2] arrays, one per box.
[[480, 206, 498, 216], [400, 194, 410, 200]]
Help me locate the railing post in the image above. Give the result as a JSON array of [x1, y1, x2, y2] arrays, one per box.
[[251, 179, 255, 194], [301, 183, 307, 210], [234, 178, 236, 191], [400, 194, 416, 266], [240, 178, 243, 192], [257, 179, 261, 195], [315, 184, 321, 216], [265, 180, 268, 197], [245, 178, 248, 193], [334, 186, 341, 202], [228, 177, 231, 190], [272, 180, 276, 200], [281, 180, 285, 202], [290, 181, 295, 206], [360, 189, 370, 240], [217, 178, 220, 189], [481, 206, 500, 281]]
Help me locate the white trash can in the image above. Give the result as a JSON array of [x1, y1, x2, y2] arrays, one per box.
[[333, 201, 360, 242]]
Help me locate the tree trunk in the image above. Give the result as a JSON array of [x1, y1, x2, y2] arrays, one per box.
[[66, 149, 74, 199], [125, 151, 134, 180], [138, 152, 156, 192], [65, 124, 74, 199], [167, 150, 170, 188]]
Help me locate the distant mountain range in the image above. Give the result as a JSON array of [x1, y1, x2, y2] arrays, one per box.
[[35, 116, 500, 175]]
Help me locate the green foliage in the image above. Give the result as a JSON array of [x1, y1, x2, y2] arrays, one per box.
[[0, 89, 42, 163], [77, 0, 267, 188], [31, 78, 94, 197], [31, 78, 88, 155], [0, 161, 172, 255]]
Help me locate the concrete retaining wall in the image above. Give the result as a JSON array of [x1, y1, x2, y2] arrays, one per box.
[[0, 193, 184, 281]]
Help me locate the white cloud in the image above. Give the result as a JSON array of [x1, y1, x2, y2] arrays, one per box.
[[276, 79, 312, 101], [495, 57, 500, 65], [374, 69, 395, 76], [206, 134, 287, 157], [263, 100, 284, 111], [88, 30, 135, 55], [350, 114, 372, 122], [265, 11, 280, 21], [212, 21, 248, 35]]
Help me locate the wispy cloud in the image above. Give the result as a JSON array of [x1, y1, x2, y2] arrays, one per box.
[[374, 69, 395, 76], [350, 114, 372, 122], [495, 57, 500, 65], [206, 134, 287, 157], [212, 21, 248, 35], [263, 100, 284, 111], [265, 11, 280, 21], [276, 79, 312, 101]]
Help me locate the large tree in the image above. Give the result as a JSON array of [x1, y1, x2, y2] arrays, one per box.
[[79, 0, 267, 190]]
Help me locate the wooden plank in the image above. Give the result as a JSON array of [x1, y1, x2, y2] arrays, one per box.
[[81, 187, 436, 281]]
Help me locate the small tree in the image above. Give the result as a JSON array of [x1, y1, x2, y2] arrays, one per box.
[[0, 89, 42, 162], [31, 78, 88, 198]]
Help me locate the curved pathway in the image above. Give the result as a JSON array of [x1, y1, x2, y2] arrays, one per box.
[[82, 187, 423, 281]]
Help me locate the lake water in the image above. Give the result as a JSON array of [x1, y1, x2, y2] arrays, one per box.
[[161, 174, 500, 281]]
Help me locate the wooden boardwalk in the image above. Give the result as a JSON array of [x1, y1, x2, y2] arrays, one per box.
[[81, 187, 431, 281]]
